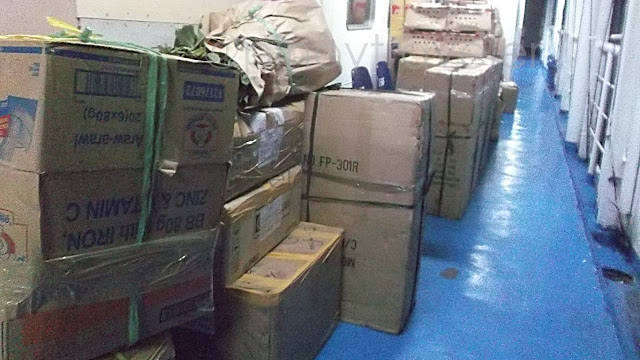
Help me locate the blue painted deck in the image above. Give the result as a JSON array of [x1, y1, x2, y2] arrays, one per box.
[[317, 61, 628, 359]]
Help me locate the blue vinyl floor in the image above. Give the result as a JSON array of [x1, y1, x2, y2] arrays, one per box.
[[317, 60, 629, 359]]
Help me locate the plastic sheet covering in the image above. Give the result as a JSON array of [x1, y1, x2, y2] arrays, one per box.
[[0, 229, 215, 318], [206, 0, 341, 107]]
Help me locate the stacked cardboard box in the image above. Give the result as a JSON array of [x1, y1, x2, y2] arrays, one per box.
[[399, 1, 504, 59], [302, 90, 434, 334], [0, 39, 238, 359], [425, 57, 503, 219], [226, 102, 305, 201], [215, 223, 343, 359]]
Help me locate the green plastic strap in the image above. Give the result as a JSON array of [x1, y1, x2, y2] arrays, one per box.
[[247, 5, 295, 87], [127, 289, 142, 347]]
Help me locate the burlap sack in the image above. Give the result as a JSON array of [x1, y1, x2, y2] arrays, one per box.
[[206, 0, 341, 107]]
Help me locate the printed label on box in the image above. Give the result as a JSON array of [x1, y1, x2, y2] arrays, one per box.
[[0, 209, 28, 262], [184, 113, 219, 159], [0, 96, 38, 161], [254, 194, 285, 243], [258, 127, 284, 168]]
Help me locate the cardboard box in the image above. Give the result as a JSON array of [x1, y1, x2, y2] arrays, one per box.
[[424, 57, 503, 219], [400, 31, 490, 58], [501, 81, 519, 113], [0, 163, 227, 260], [0, 39, 237, 174], [397, 56, 445, 91], [491, 96, 504, 141], [390, 0, 407, 44], [96, 333, 175, 360], [302, 90, 433, 333], [303, 199, 423, 334], [1, 230, 216, 360], [405, 2, 493, 32], [218, 166, 302, 287], [303, 90, 434, 207], [216, 222, 343, 360], [227, 102, 304, 201]]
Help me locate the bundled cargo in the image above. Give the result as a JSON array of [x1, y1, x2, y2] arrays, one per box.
[[405, 2, 494, 33], [218, 166, 302, 287], [0, 39, 238, 359], [425, 57, 503, 219], [227, 101, 305, 201], [216, 222, 343, 360], [302, 90, 434, 334], [500, 81, 520, 114], [400, 31, 491, 58], [206, 0, 341, 107], [96, 333, 175, 360], [397, 56, 446, 91]]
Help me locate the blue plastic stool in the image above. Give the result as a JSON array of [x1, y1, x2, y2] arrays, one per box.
[[352, 66, 374, 90], [376, 61, 394, 91]]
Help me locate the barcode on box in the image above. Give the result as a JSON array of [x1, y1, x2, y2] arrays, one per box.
[[74, 70, 141, 99]]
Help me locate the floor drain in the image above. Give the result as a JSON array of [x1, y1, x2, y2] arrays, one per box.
[[602, 268, 635, 284], [440, 268, 459, 280]]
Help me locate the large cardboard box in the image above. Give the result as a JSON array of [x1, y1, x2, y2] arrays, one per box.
[[500, 81, 519, 114], [303, 90, 434, 207], [218, 166, 302, 287], [216, 222, 343, 360], [0, 164, 227, 260], [424, 57, 503, 219], [1, 230, 216, 360], [397, 56, 445, 91], [400, 30, 490, 58], [405, 2, 494, 32], [303, 200, 423, 334], [303, 90, 433, 333], [0, 40, 238, 173], [227, 102, 304, 201], [96, 333, 175, 360]]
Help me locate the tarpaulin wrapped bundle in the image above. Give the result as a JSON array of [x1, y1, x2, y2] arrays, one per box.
[[206, 0, 341, 107]]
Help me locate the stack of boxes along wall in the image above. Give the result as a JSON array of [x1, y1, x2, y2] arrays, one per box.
[[0, 39, 239, 359]]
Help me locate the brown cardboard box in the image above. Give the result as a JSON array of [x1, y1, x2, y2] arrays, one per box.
[[397, 56, 446, 91], [1, 230, 216, 360], [0, 39, 237, 173], [218, 166, 302, 287], [303, 90, 434, 207], [302, 90, 433, 333], [0, 163, 227, 260], [405, 2, 494, 32], [501, 81, 519, 114], [216, 222, 343, 360], [390, 0, 407, 44], [400, 30, 490, 58], [491, 96, 504, 141], [96, 333, 175, 360], [227, 102, 304, 201], [425, 57, 503, 219], [303, 199, 423, 334]]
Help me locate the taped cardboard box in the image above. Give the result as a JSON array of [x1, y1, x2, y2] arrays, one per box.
[[400, 31, 490, 58], [227, 102, 305, 201], [216, 222, 343, 360], [303, 90, 433, 333], [405, 2, 494, 32], [0, 163, 227, 260], [303, 90, 434, 207], [397, 56, 445, 91], [501, 81, 519, 114], [424, 57, 503, 219], [218, 165, 302, 287], [1, 230, 216, 360], [0, 39, 238, 174], [96, 333, 175, 360], [303, 199, 423, 334]]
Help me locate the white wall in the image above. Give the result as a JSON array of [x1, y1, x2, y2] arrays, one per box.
[[0, 0, 76, 35], [321, 0, 391, 86], [490, 0, 526, 81]]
